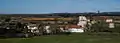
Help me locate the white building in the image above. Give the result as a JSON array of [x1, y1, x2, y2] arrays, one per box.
[[77, 16, 87, 27], [27, 24, 38, 33], [67, 16, 88, 33]]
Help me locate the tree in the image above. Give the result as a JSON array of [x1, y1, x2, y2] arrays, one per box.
[[4, 17, 11, 22]]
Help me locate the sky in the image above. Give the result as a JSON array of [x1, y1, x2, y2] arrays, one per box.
[[0, 0, 120, 14]]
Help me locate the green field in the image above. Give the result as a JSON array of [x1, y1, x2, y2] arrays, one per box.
[[0, 33, 120, 43]]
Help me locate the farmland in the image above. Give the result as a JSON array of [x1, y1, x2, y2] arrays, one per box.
[[0, 33, 120, 43]]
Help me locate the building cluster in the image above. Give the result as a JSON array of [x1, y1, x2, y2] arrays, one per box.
[[0, 15, 120, 38], [21, 16, 88, 33]]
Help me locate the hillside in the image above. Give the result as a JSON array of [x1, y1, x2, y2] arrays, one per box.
[[0, 12, 120, 17]]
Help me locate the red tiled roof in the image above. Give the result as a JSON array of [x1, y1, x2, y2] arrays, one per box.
[[65, 25, 82, 29]]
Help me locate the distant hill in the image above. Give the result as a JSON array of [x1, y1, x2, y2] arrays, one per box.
[[0, 12, 120, 17]]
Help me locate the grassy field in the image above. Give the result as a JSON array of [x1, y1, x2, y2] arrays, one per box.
[[0, 33, 120, 43]]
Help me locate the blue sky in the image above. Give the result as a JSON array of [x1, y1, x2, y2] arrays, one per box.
[[0, 0, 120, 14]]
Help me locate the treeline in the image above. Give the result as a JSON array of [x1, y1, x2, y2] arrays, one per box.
[[0, 12, 120, 17]]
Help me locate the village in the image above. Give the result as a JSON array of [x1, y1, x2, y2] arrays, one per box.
[[0, 14, 120, 38]]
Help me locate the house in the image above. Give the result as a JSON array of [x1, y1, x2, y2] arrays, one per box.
[[65, 25, 84, 33], [27, 24, 39, 33]]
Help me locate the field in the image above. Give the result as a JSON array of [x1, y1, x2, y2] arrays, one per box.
[[0, 33, 120, 43]]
